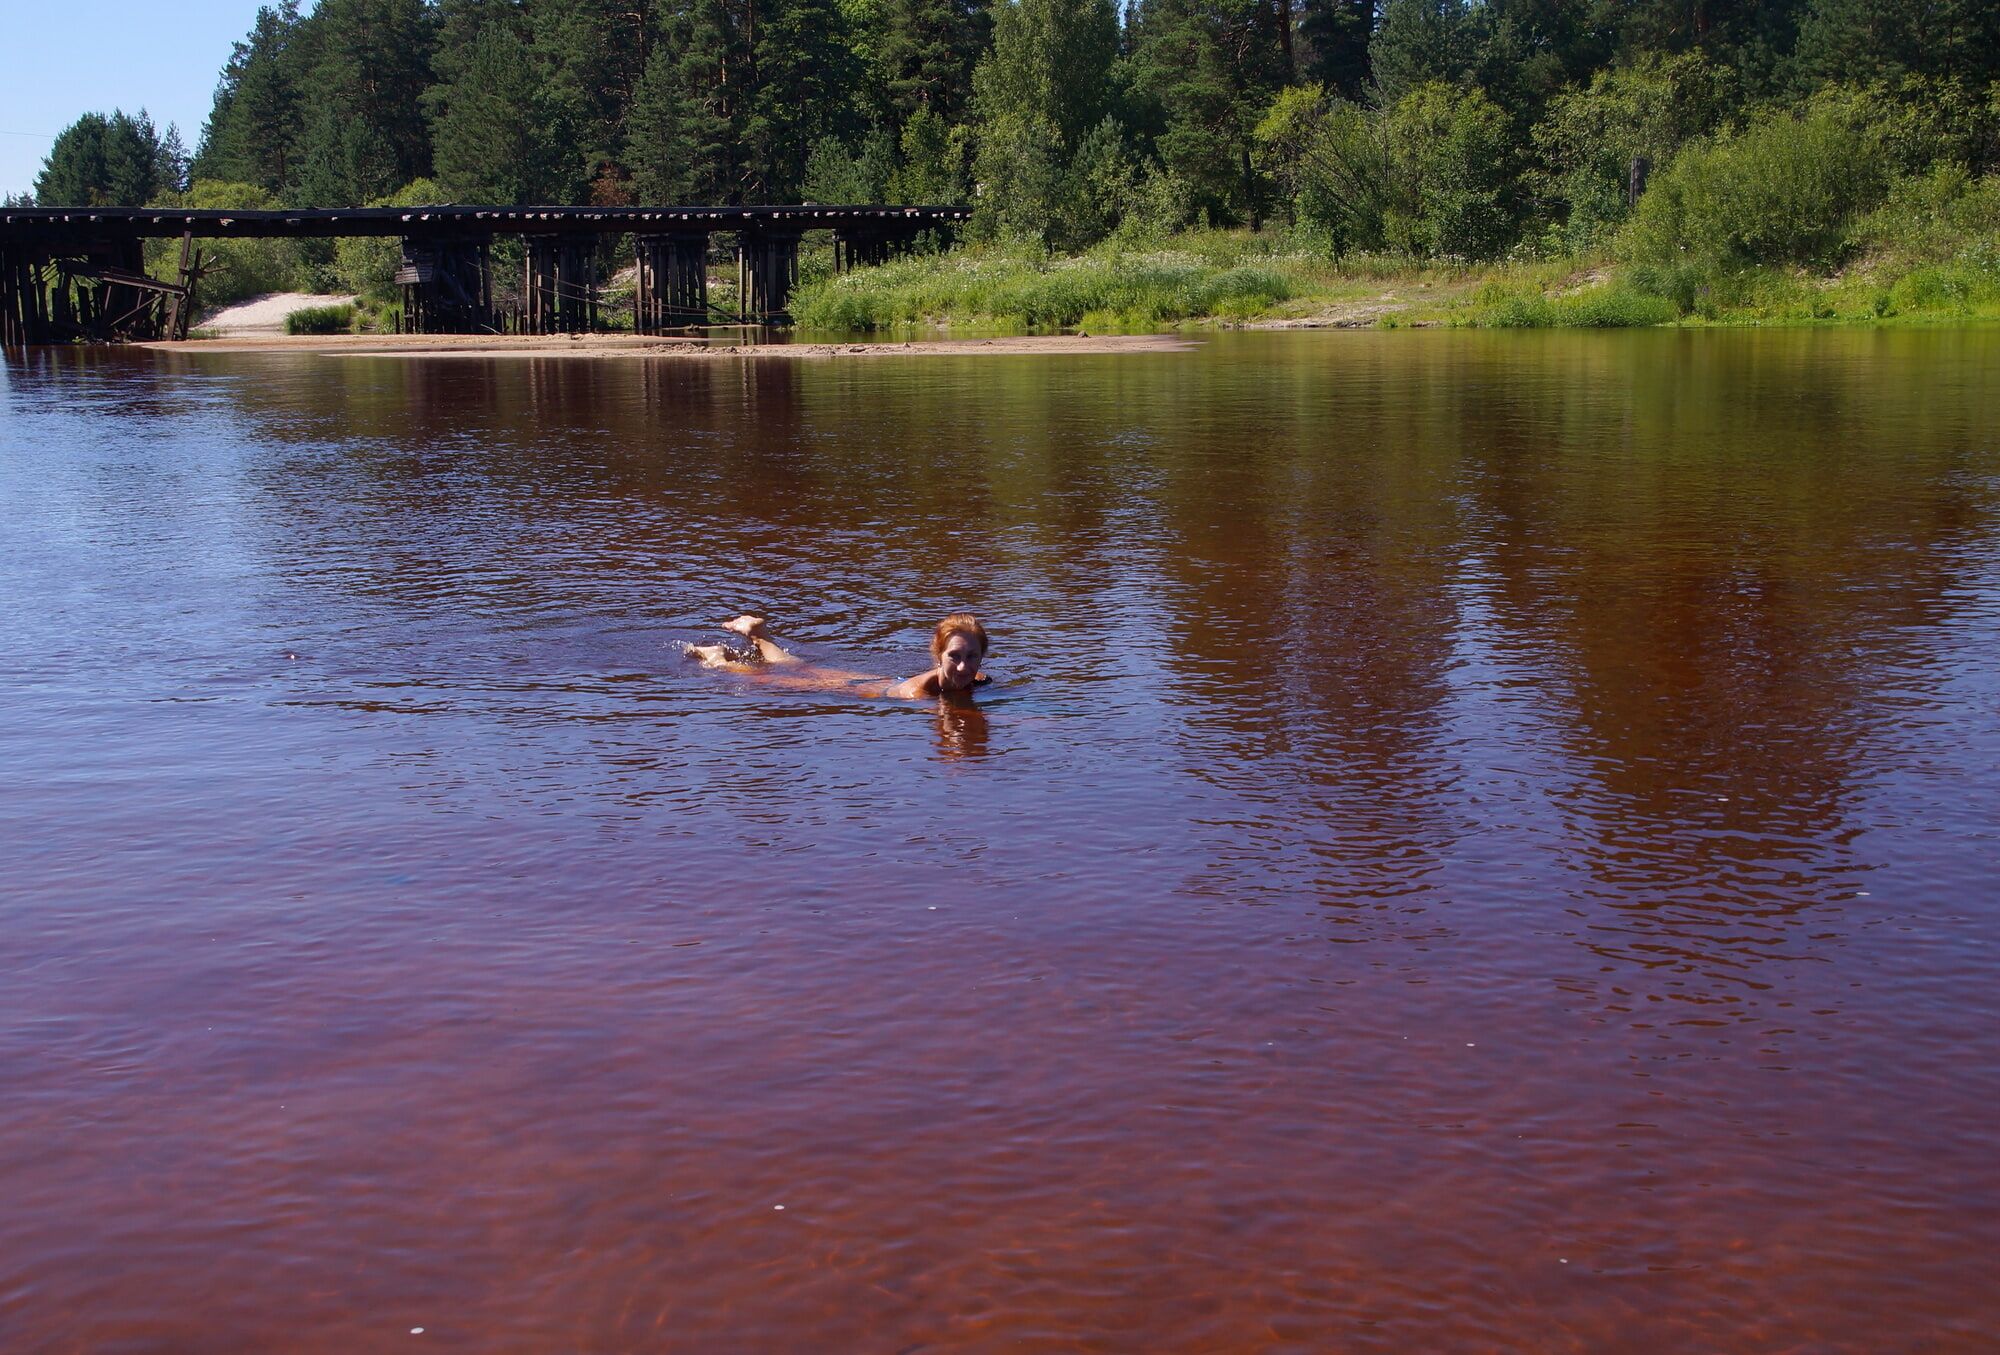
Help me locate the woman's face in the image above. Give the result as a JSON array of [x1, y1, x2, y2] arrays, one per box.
[[937, 631, 984, 692]]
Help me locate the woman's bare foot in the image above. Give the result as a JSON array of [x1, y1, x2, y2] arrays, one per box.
[[715, 614, 800, 666]]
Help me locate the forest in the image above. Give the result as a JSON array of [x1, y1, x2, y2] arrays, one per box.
[[20, 0, 2000, 328]]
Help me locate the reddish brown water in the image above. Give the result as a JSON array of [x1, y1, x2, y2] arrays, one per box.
[[3, 330, 1998, 1352]]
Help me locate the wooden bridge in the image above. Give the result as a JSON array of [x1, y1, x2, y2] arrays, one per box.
[[0, 204, 970, 347]]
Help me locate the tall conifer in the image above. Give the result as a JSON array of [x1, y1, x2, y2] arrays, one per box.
[[747, 0, 865, 196], [194, 1, 306, 192], [293, 0, 437, 204], [1370, 0, 1480, 102], [35, 110, 168, 206], [1297, 0, 1373, 102], [1790, 0, 1999, 86], [879, 0, 993, 126], [629, 0, 749, 201], [430, 16, 550, 200]]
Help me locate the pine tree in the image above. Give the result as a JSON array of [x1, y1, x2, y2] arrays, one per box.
[[101, 110, 165, 204], [293, 0, 437, 205], [1614, 1, 1808, 96], [1122, 0, 1259, 223], [1790, 0, 2000, 86], [194, 1, 306, 192], [1474, 0, 1618, 124], [625, 32, 698, 201], [879, 0, 993, 126], [628, 0, 749, 202], [431, 0, 517, 87], [1370, 0, 1480, 103], [530, 0, 659, 197], [1123, 0, 1289, 225], [35, 115, 113, 207], [1297, 0, 1372, 102], [746, 0, 865, 196], [155, 125, 192, 195], [430, 16, 550, 200], [35, 110, 167, 206]]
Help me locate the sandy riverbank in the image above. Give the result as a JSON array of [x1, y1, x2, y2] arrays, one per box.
[[138, 332, 1202, 358], [200, 292, 361, 335]]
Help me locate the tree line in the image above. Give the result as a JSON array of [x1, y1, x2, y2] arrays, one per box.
[[26, 0, 2000, 263]]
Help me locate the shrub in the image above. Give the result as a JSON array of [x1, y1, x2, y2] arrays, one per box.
[[1886, 262, 2000, 316], [1855, 163, 2000, 261], [1619, 104, 1891, 270], [1384, 83, 1516, 260], [1529, 53, 1736, 251], [143, 179, 316, 311], [1113, 167, 1198, 244], [1256, 81, 1517, 261], [1624, 261, 1705, 315], [1560, 287, 1678, 327], [284, 304, 356, 335], [332, 178, 450, 297]]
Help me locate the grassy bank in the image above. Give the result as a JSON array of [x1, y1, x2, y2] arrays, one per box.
[[790, 228, 2000, 335]]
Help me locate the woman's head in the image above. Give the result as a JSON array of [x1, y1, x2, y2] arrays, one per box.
[[931, 613, 988, 691]]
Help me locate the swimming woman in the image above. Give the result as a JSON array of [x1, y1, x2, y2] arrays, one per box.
[[686, 613, 990, 699]]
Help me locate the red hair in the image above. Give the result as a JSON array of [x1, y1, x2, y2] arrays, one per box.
[[931, 613, 988, 659]]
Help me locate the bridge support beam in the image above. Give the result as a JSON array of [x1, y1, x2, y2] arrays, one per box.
[[738, 228, 803, 322], [633, 232, 708, 332], [0, 243, 51, 347], [832, 222, 933, 274], [2, 237, 182, 345], [522, 236, 598, 334], [397, 235, 493, 334]]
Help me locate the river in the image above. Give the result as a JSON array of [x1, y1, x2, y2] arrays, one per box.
[[3, 329, 1997, 1351]]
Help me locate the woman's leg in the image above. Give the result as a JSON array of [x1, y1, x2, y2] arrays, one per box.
[[722, 614, 802, 666], [691, 615, 885, 690]]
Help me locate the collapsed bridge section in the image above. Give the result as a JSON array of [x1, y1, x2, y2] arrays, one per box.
[[0, 203, 968, 346]]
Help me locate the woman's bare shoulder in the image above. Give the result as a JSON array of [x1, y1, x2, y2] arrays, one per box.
[[884, 673, 937, 700]]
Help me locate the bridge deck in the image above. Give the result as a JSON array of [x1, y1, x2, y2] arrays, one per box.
[[0, 204, 970, 241], [0, 203, 966, 344]]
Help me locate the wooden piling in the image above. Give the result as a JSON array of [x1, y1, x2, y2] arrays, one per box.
[[523, 236, 597, 334], [397, 236, 495, 334], [738, 228, 803, 322], [634, 232, 709, 332]]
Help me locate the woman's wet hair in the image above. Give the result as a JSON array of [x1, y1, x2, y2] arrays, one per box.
[[932, 613, 988, 660]]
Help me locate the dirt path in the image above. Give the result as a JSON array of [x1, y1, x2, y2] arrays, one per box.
[[1242, 295, 1415, 329], [200, 292, 359, 335]]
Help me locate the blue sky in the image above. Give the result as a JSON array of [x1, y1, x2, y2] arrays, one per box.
[[0, 1, 266, 200]]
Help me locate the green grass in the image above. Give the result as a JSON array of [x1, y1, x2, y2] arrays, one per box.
[[1448, 279, 1678, 328], [787, 218, 2000, 335], [792, 245, 1303, 333], [791, 236, 1688, 334], [284, 303, 357, 336], [351, 295, 402, 334]]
